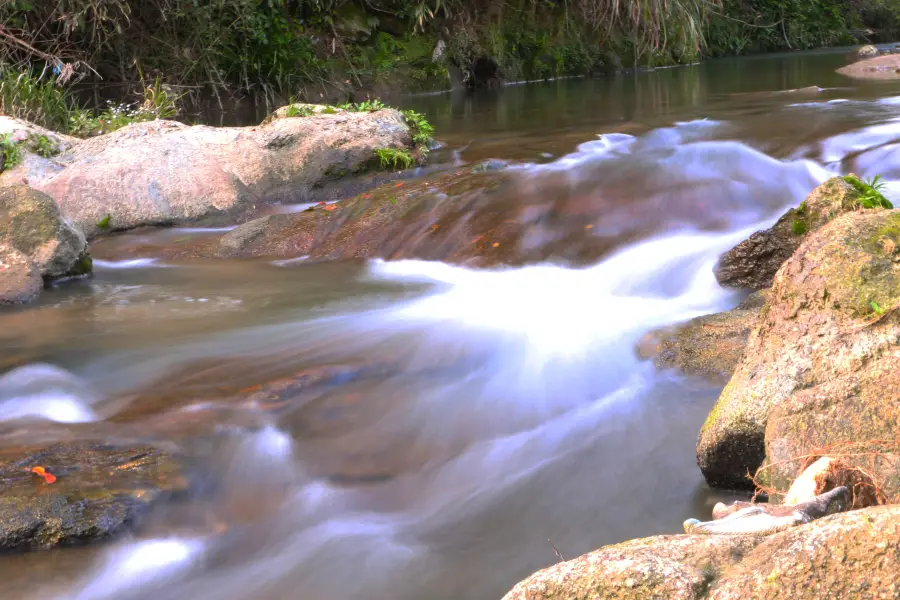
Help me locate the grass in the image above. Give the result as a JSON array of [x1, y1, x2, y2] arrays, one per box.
[[0, 68, 181, 138], [0, 133, 22, 172], [375, 147, 415, 170], [843, 175, 894, 210], [0, 68, 72, 133]]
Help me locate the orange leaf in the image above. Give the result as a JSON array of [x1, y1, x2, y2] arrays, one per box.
[[492, 242, 500, 248], [394, 182, 404, 188], [324, 204, 337, 211], [31, 466, 56, 484]]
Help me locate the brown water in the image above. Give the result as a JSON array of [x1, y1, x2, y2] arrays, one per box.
[[3, 46, 900, 600]]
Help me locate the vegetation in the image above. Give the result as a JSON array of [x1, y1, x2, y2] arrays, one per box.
[[376, 147, 415, 170], [0, 0, 895, 114], [27, 134, 58, 158], [0, 133, 21, 172], [844, 175, 894, 210]]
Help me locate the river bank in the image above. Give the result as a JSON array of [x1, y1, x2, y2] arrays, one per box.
[[2, 0, 900, 117]]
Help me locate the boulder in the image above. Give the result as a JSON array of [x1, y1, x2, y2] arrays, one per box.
[[837, 53, 900, 80], [714, 177, 860, 290], [0, 442, 187, 549], [501, 533, 763, 600], [18, 109, 412, 237], [0, 243, 42, 304], [0, 116, 76, 187], [501, 505, 900, 600], [707, 505, 900, 599], [698, 209, 900, 490], [0, 185, 90, 280], [635, 291, 768, 383]]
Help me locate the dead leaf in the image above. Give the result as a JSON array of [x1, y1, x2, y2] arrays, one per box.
[[31, 466, 57, 484]]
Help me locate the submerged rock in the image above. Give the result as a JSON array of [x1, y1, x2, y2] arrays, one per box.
[[698, 208, 900, 491], [0, 185, 90, 284], [714, 177, 860, 290], [7, 109, 412, 238], [636, 292, 768, 383], [502, 505, 900, 600], [0, 442, 186, 550]]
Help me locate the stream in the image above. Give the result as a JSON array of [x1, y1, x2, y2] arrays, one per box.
[[3, 47, 900, 600]]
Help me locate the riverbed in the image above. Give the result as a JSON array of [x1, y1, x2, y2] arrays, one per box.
[[2, 47, 900, 600]]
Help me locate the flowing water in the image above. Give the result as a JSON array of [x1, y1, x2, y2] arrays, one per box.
[[3, 47, 900, 599]]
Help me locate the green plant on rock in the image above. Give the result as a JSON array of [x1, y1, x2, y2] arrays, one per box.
[[843, 174, 894, 209], [792, 218, 808, 236], [27, 134, 59, 158], [375, 147, 414, 170], [284, 102, 317, 118], [339, 99, 387, 112], [0, 133, 22, 172], [401, 108, 434, 152], [870, 301, 885, 316]]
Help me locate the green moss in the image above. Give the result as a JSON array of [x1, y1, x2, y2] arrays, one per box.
[[70, 253, 93, 276], [792, 219, 808, 236], [96, 214, 112, 229]]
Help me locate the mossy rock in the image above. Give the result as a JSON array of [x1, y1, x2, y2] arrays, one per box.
[[714, 177, 862, 290], [636, 295, 765, 384], [698, 209, 900, 491], [0, 185, 90, 280]]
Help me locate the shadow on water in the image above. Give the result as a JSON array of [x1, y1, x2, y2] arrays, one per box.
[[4, 48, 900, 600]]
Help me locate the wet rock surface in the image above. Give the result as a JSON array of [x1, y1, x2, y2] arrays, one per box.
[[698, 208, 900, 490], [636, 291, 768, 383], [714, 177, 860, 290], [89, 158, 760, 267], [0, 442, 186, 550]]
